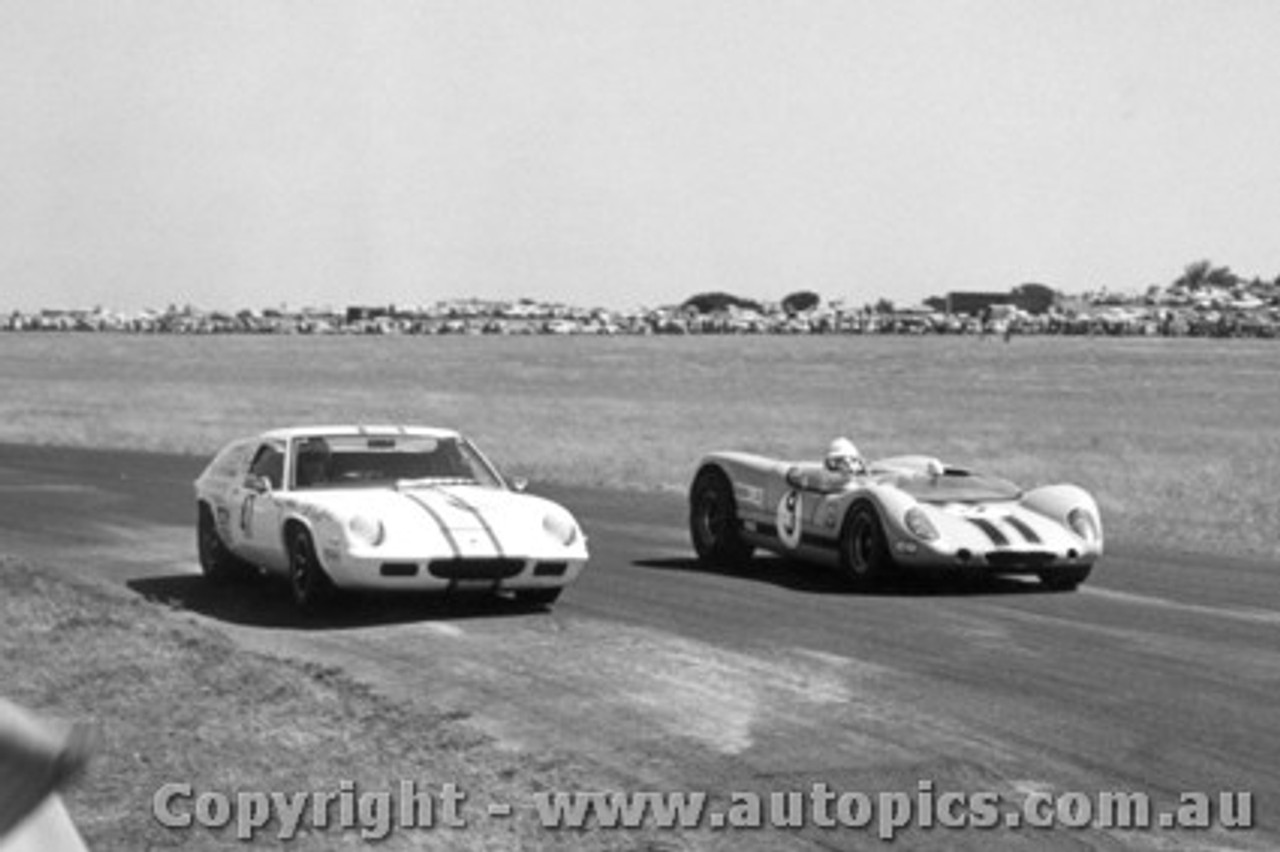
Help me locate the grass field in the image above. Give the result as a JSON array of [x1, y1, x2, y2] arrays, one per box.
[[0, 332, 1276, 559]]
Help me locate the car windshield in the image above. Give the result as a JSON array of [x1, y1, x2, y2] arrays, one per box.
[[887, 468, 1023, 503], [291, 434, 503, 490]]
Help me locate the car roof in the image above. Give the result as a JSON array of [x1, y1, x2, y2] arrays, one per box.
[[258, 425, 462, 443]]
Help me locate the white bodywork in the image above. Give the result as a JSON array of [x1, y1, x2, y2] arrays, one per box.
[[194, 425, 588, 596], [695, 451, 1103, 580]]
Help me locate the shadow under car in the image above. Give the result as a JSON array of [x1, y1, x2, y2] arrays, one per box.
[[126, 573, 554, 630], [632, 555, 1055, 597]]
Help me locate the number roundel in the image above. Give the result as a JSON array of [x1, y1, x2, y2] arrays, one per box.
[[776, 489, 803, 549]]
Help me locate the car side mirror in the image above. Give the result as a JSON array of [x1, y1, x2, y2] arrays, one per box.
[[243, 474, 272, 494], [509, 476, 529, 493]]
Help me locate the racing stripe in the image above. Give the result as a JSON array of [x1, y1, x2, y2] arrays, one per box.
[[403, 492, 461, 557], [438, 489, 506, 557], [967, 517, 1008, 546], [1004, 515, 1041, 544]]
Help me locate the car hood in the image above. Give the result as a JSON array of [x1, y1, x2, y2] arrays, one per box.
[[280, 484, 584, 558]]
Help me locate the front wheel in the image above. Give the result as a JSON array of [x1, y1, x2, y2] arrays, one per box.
[[839, 503, 894, 588], [689, 468, 754, 567], [288, 526, 334, 614], [1039, 564, 1092, 591], [197, 505, 251, 584]]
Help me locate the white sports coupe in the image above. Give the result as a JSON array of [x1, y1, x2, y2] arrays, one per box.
[[194, 425, 588, 611]]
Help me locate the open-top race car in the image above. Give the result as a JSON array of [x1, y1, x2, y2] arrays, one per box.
[[688, 446, 1102, 590], [194, 425, 588, 612]]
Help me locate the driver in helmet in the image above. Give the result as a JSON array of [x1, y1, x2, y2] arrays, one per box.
[[792, 437, 868, 492], [824, 437, 866, 477]]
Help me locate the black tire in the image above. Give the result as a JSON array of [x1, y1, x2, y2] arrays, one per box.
[[515, 588, 563, 608], [1039, 564, 1092, 591], [839, 502, 894, 587], [197, 504, 251, 584], [288, 526, 334, 614], [689, 467, 754, 567]]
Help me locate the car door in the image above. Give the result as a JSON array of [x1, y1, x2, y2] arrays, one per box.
[[773, 468, 849, 553], [806, 492, 847, 543], [232, 441, 287, 573]]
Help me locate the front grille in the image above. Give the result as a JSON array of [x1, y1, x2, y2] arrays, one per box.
[[380, 562, 419, 577], [985, 551, 1055, 570], [428, 558, 525, 580]]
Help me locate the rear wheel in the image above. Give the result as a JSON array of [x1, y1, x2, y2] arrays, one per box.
[[689, 467, 754, 567], [839, 503, 894, 588], [288, 526, 334, 614], [1039, 564, 1092, 591], [197, 504, 251, 584], [515, 588, 563, 608]]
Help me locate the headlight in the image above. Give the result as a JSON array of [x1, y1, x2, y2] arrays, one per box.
[[1067, 508, 1098, 543], [904, 506, 939, 541], [542, 510, 579, 547], [347, 515, 385, 547]]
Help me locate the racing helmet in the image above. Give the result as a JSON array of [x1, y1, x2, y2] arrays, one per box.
[[824, 437, 864, 473]]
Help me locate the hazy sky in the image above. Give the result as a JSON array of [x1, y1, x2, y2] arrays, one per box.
[[4, 0, 1280, 312]]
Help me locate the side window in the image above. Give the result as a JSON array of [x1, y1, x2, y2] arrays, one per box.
[[247, 444, 285, 490]]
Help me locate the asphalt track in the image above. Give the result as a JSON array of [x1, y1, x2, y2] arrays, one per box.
[[1, 443, 1276, 851]]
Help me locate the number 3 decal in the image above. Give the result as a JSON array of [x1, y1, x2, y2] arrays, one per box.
[[776, 489, 803, 549]]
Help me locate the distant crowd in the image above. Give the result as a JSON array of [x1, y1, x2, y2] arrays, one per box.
[[4, 293, 1279, 339]]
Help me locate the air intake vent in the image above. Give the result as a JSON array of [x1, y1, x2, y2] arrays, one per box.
[[428, 558, 525, 580], [985, 552, 1055, 569]]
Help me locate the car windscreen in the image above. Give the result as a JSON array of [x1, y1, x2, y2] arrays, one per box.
[[291, 435, 502, 490], [886, 469, 1023, 503]]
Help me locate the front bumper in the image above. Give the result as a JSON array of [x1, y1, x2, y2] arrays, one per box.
[[890, 538, 1098, 574], [320, 551, 588, 592]]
